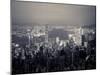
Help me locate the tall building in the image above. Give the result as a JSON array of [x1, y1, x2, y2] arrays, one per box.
[[45, 25, 49, 43], [74, 27, 82, 46]]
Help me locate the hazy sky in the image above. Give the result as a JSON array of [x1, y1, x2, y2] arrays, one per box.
[[11, 0, 96, 26]]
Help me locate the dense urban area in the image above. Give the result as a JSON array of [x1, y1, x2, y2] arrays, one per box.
[[12, 25, 96, 74]]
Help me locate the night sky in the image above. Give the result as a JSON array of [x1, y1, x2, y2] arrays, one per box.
[[11, 0, 96, 26]]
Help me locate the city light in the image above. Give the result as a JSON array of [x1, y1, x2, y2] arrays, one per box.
[[68, 34, 73, 38], [15, 44, 19, 47]]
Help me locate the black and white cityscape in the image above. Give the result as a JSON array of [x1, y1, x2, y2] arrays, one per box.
[[11, 0, 96, 74]]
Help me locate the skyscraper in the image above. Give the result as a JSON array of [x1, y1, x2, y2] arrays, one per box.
[[45, 25, 49, 43]]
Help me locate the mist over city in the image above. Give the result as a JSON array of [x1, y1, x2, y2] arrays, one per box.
[[11, 0, 96, 74]]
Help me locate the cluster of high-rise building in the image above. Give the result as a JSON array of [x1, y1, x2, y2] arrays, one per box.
[[12, 24, 96, 49]]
